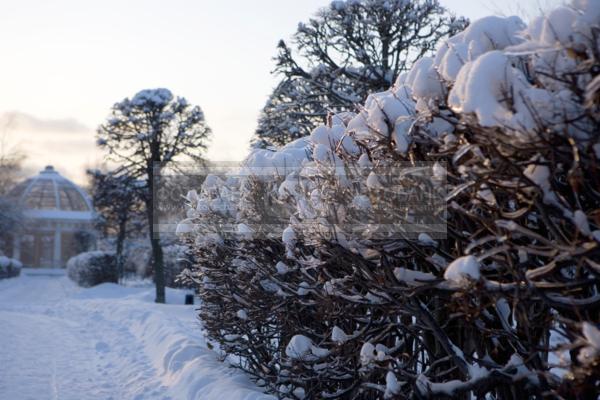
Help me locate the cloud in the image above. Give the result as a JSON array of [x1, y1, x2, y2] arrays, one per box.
[[0, 111, 99, 185], [0, 111, 92, 134]]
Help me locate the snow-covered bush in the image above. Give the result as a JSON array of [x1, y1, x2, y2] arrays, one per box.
[[0, 255, 22, 279], [66, 251, 118, 288], [183, 1, 600, 398]]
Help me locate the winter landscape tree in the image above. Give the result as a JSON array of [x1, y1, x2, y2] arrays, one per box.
[[97, 88, 211, 303], [88, 169, 146, 281], [182, 1, 600, 398], [252, 0, 467, 147]]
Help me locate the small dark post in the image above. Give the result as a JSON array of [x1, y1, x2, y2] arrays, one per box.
[[185, 294, 194, 305]]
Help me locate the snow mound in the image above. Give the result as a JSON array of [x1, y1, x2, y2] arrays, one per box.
[[443, 255, 481, 286], [433, 15, 525, 82], [0, 256, 21, 273], [331, 326, 349, 343], [448, 51, 535, 130], [243, 138, 310, 177], [285, 335, 329, 361], [0, 256, 21, 279]]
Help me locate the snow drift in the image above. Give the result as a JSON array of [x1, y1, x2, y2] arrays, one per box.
[[0, 272, 273, 400]]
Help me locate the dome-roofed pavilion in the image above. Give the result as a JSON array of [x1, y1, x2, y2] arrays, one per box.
[[8, 165, 96, 268]]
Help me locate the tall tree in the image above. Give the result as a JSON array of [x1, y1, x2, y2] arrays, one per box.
[[97, 89, 210, 303], [87, 169, 145, 281], [253, 0, 467, 147]]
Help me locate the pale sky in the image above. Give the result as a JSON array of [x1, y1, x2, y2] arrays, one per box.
[[0, 0, 558, 183]]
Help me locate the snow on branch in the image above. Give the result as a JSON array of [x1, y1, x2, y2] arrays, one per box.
[[181, 1, 600, 398]]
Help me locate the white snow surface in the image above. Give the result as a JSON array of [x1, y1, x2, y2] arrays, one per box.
[[285, 334, 329, 361], [434, 15, 525, 82], [131, 88, 173, 107], [578, 322, 600, 364], [384, 371, 402, 398], [0, 270, 273, 400], [243, 138, 310, 177], [448, 51, 536, 130], [282, 226, 297, 247], [443, 255, 481, 285], [331, 326, 349, 343], [359, 342, 376, 366]]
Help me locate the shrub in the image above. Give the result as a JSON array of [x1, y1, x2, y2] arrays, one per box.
[[0, 255, 22, 279], [67, 251, 118, 288], [182, 2, 600, 399]]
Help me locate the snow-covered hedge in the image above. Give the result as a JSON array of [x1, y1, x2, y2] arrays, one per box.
[[0, 255, 22, 280], [67, 251, 118, 288], [181, 1, 600, 398]]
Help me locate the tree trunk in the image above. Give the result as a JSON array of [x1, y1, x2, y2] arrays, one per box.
[[115, 216, 127, 284], [151, 234, 165, 303], [147, 163, 166, 304]]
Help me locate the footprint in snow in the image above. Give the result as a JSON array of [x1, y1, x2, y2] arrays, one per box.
[[95, 341, 110, 353]]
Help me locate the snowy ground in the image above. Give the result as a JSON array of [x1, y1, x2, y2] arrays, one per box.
[[0, 269, 273, 400]]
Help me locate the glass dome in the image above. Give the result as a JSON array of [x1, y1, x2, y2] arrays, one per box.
[[10, 165, 93, 214], [7, 165, 97, 268]]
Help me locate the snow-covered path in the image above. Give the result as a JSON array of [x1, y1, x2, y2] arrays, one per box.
[[0, 270, 273, 400]]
